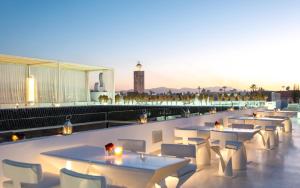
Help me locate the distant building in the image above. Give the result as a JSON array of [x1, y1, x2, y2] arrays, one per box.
[[134, 62, 145, 93], [271, 92, 281, 108]]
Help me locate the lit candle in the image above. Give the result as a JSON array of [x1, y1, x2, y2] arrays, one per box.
[[114, 146, 123, 156]]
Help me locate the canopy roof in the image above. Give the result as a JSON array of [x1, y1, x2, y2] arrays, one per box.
[[0, 54, 112, 71]]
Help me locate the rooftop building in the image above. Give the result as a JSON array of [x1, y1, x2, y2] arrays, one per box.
[[0, 54, 115, 108]]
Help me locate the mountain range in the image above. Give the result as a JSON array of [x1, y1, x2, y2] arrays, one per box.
[[120, 86, 239, 94]]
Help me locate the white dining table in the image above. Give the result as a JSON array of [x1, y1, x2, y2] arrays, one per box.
[[177, 126, 260, 142], [41, 145, 189, 188], [228, 116, 285, 128], [176, 126, 261, 173], [256, 110, 297, 118]]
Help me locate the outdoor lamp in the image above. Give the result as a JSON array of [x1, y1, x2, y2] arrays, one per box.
[[62, 115, 73, 135], [26, 75, 35, 104], [139, 113, 148, 124], [11, 134, 19, 142]]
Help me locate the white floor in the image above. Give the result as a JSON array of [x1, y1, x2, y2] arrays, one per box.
[[168, 118, 300, 188]]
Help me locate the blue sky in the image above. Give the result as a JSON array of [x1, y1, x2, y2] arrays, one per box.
[[1, 0, 300, 90]]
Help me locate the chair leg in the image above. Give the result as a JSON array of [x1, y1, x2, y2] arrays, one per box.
[[232, 144, 247, 170], [212, 146, 234, 177], [196, 142, 211, 167], [218, 155, 233, 177], [284, 120, 292, 133], [13, 181, 21, 188], [176, 172, 194, 188], [268, 131, 277, 149], [157, 179, 167, 188]]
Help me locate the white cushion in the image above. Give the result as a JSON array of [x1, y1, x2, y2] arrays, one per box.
[[188, 138, 206, 145], [173, 164, 197, 177], [225, 141, 242, 150]]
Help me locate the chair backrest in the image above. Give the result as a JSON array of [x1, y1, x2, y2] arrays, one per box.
[[174, 129, 198, 138], [161, 144, 196, 158], [204, 122, 215, 127], [60, 168, 107, 188], [2, 159, 42, 184], [228, 118, 244, 125], [223, 117, 230, 127], [210, 131, 238, 147], [231, 124, 254, 129], [117, 139, 146, 153]]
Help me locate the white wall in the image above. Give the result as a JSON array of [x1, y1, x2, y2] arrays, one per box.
[[0, 109, 254, 186]]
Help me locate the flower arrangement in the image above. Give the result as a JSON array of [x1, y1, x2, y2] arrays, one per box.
[[105, 143, 115, 155], [214, 121, 223, 129]]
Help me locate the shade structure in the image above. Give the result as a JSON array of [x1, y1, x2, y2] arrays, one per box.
[[0, 54, 115, 106]]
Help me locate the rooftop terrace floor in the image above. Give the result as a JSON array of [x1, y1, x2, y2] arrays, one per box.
[[169, 117, 300, 188]]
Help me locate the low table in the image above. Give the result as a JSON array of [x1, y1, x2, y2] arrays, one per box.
[[228, 116, 292, 133], [177, 126, 260, 142], [176, 126, 262, 173], [41, 145, 189, 188]]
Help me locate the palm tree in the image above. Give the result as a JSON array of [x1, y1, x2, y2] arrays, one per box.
[[281, 85, 285, 91], [115, 94, 121, 104], [222, 86, 227, 94], [250, 84, 257, 92], [286, 86, 290, 91], [197, 86, 201, 95]]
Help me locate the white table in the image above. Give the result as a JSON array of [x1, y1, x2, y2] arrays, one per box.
[[228, 116, 292, 133], [256, 110, 297, 118], [228, 116, 283, 127], [177, 126, 260, 142], [41, 145, 189, 188]]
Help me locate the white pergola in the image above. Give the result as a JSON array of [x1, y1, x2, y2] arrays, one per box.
[[0, 54, 115, 107]]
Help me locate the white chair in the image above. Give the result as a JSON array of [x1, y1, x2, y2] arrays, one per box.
[[231, 124, 256, 141], [222, 117, 231, 127], [174, 128, 211, 166], [204, 122, 215, 127], [261, 126, 279, 149], [2, 159, 59, 188], [161, 144, 197, 188], [210, 131, 246, 176], [117, 139, 146, 153], [283, 118, 292, 133], [265, 116, 292, 133], [230, 124, 254, 129], [58, 168, 107, 188], [174, 129, 198, 145]]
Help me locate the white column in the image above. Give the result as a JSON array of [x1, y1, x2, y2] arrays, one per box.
[[85, 71, 90, 102], [57, 62, 61, 103], [111, 69, 115, 104]]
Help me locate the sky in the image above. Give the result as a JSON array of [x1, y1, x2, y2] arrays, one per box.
[[0, 0, 300, 91]]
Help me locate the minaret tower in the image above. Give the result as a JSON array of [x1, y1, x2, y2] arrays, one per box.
[[134, 61, 145, 93]]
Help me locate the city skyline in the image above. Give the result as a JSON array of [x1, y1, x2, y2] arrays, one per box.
[[0, 0, 300, 91]]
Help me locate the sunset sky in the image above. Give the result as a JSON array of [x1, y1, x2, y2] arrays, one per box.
[[0, 0, 300, 91]]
